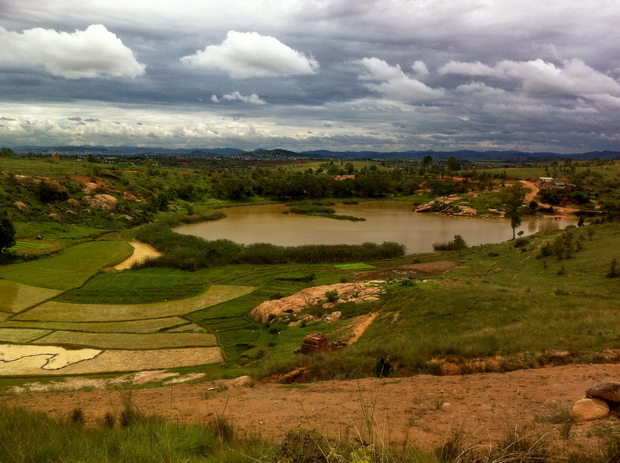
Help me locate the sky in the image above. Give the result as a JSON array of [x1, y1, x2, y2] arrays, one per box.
[[1, 0, 620, 153]]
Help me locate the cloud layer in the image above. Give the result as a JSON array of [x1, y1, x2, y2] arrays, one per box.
[[1, 0, 620, 153]]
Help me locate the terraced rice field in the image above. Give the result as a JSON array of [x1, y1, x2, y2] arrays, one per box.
[[0, 281, 61, 313], [0, 241, 133, 290], [32, 331, 218, 349], [0, 241, 257, 376], [14, 285, 255, 322], [0, 317, 191, 333]]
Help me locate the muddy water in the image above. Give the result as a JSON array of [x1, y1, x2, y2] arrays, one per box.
[[175, 201, 577, 254]]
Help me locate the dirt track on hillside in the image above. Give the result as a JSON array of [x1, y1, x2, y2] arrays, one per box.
[[6, 363, 620, 452]]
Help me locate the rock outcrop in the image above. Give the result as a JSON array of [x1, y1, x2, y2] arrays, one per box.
[[570, 398, 610, 422], [570, 381, 620, 422], [13, 201, 30, 213], [67, 198, 80, 209], [248, 282, 384, 324], [83, 182, 104, 194], [82, 194, 119, 212], [585, 381, 620, 402]]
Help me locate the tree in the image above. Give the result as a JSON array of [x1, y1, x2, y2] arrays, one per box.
[[0, 147, 15, 158], [446, 156, 461, 173], [0, 212, 16, 253], [499, 182, 527, 239]]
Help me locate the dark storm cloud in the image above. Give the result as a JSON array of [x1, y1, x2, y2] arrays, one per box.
[[1, 0, 620, 152]]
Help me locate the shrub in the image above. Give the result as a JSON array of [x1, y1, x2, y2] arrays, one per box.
[[325, 289, 339, 303], [433, 234, 468, 251]]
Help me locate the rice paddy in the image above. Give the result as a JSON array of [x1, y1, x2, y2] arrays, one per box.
[[14, 285, 255, 322], [0, 317, 190, 333], [0, 280, 61, 313], [0, 240, 259, 376], [0, 241, 133, 290], [33, 331, 218, 349]]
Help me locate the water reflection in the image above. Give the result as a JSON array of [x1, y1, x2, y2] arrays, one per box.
[[175, 202, 577, 254]]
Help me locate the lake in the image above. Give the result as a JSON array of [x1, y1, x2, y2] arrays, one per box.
[[175, 201, 577, 254]]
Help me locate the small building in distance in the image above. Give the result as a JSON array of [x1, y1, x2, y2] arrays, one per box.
[[537, 177, 575, 192]]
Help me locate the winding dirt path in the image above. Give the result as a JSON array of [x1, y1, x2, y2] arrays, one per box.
[[113, 242, 161, 270], [519, 180, 539, 202]]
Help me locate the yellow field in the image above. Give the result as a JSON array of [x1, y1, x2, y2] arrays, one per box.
[[0, 317, 191, 333], [0, 280, 61, 313], [13, 285, 255, 322], [33, 331, 218, 349]]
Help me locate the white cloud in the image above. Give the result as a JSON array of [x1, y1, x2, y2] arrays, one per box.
[[0, 24, 145, 79], [455, 82, 505, 96], [496, 59, 620, 97], [358, 58, 444, 102], [220, 91, 266, 104], [411, 60, 429, 76], [180, 31, 319, 79], [438, 60, 497, 76], [440, 58, 620, 104]]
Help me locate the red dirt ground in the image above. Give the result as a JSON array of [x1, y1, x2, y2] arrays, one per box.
[[6, 363, 620, 452]]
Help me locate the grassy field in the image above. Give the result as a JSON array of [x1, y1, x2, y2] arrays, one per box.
[[0, 240, 133, 290], [57, 269, 212, 303]]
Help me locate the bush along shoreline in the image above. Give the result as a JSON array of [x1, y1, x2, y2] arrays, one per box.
[[134, 220, 405, 270]]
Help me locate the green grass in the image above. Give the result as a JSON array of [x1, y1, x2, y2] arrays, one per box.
[[0, 241, 133, 290], [8, 241, 56, 250], [334, 263, 376, 270], [57, 270, 211, 304], [15, 285, 255, 322]]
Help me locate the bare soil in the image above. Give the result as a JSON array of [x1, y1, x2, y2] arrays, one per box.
[[6, 363, 620, 452], [113, 241, 161, 270]]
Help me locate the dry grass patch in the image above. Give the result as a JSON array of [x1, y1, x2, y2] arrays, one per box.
[[0, 317, 189, 333], [33, 331, 218, 349], [0, 281, 61, 313], [53, 347, 224, 375], [0, 328, 51, 343], [0, 344, 102, 375], [14, 285, 255, 322]]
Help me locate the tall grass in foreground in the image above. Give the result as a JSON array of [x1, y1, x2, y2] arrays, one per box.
[[0, 404, 271, 463]]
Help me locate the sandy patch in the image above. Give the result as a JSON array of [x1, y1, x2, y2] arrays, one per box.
[[0, 345, 223, 376], [113, 241, 161, 270], [347, 312, 379, 343], [0, 344, 102, 373], [9, 371, 206, 394]]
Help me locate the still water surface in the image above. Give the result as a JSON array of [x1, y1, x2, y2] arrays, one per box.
[[175, 202, 577, 254]]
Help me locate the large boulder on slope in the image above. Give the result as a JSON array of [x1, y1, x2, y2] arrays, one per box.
[[82, 194, 118, 212]]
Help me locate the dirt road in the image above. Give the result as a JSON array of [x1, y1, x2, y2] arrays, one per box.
[[6, 363, 620, 451]]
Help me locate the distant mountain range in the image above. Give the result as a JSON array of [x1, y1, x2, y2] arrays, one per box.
[[10, 145, 620, 161]]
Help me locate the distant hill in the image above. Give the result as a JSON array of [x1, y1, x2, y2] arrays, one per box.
[[9, 145, 620, 161]]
